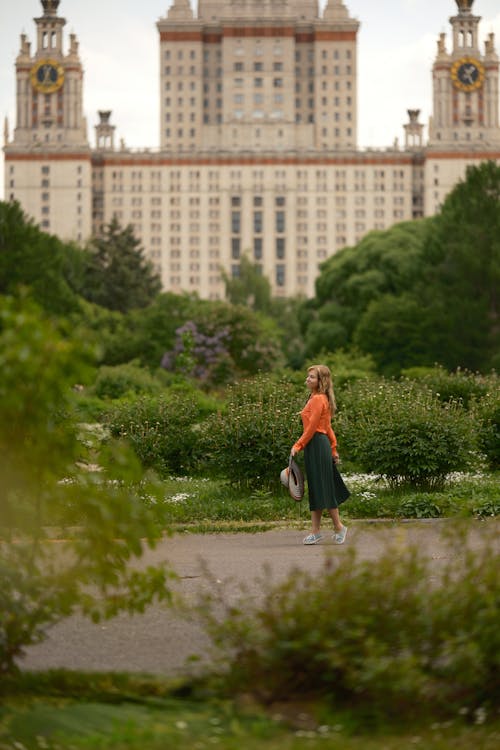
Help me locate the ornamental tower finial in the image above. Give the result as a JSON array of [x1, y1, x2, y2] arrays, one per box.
[[41, 0, 60, 16], [455, 0, 474, 14]]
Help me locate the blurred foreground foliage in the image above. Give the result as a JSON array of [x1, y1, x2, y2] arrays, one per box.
[[0, 296, 174, 676], [194, 523, 500, 724]]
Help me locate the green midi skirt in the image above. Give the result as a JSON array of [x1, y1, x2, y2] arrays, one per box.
[[304, 432, 350, 511]]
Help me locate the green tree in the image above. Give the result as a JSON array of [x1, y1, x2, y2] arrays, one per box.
[[353, 293, 446, 376], [222, 253, 272, 314], [222, 255, 307, 369], [304, 162, 500, 373], [92, 292, 285, 379], [83, 218, 161, 313], [268, 295, 307, 369], [418, 160, 500, 370], [115, 291, 200, 368], [0, 200, 83, 315], [301, 220, 430, 359], [0, 296, 172, 675]]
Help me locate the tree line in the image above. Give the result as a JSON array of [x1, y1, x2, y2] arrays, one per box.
[[1, 160, 498, 377]]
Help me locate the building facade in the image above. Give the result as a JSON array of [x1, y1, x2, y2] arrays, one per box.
[[4, 0, 500, 299]]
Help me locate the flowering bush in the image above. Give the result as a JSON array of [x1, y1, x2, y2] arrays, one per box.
[[337, 379, 475, 489], [105, 393, 210, 476], [201, 374, 304, 488], [401, 365, 491, 408], [161, 304, 284, 386], [161, 321, 233, 385]]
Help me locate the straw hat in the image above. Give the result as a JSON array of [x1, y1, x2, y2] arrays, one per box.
[[280, 457, 304, 502]]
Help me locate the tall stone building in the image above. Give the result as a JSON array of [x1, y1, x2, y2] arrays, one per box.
[[4, 0, 500, 299]]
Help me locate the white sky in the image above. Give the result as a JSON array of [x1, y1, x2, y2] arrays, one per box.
[[1, 0, 500, 199]]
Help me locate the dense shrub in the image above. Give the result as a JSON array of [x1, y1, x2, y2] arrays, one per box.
[[92, 362, 164, 400], [201, 374, 305, 488], [337, 379, 475, 489], [72, 392, 111, 422], [319, 348, 378, 391], [472, 384, 500, 469], [401, 365, 491, 408], [105, 394, 209, 476], [196, 527, 499, 721]]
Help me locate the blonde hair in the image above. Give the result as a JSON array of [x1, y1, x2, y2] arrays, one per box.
[[307, 364, 337, 417]]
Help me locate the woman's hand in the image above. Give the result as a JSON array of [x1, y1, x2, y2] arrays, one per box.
[[290, 447, 297, 457]]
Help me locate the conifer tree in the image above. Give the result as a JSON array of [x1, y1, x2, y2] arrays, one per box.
[[83, 218, 161, 313]]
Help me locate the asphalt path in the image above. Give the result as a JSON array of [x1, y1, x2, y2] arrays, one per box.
[[21, 520, 498, 676]]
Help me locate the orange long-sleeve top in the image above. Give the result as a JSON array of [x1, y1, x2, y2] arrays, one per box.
[[293, 393, 338, 458]]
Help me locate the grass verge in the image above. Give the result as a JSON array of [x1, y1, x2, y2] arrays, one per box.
[[140, 471, 499, 533], [1, 671, 499, 750]]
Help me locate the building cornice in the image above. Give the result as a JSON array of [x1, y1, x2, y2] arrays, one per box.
[[425, 150, 500, 159], [159, 27, 357, 41], [4, 151, 91, 160], [89, 151, 419, 168]]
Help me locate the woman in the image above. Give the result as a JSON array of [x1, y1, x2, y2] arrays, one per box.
[[291, 364, 348, 545]]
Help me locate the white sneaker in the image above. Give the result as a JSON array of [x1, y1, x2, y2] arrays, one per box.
[[303, 533, 322, 545], [332, 526, 347, 544]]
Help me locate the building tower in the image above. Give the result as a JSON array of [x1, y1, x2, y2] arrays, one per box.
[[95, 111, 116, 151], [156, 0, 359, 153], [429, 0, 500, 146], [404, 109, 424, 150], [3, 0, 91, 241], [425, 0, 500, 216]]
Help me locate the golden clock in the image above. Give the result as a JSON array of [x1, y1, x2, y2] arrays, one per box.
[[451, 56, 484, 92], [30, 58, 65, 94]]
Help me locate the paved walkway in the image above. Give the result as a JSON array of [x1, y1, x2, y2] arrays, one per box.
[[21, 520, 497, 676]]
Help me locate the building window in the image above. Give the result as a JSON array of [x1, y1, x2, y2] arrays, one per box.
[[276, 211, 285, 233], [276, 264, 285, 286], [231, 211, 241, 234], [276, 237, 285, 259], [253, 211, 263, 234], [254, 237, 263, 259]]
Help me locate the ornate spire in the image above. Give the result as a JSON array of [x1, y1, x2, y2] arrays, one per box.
[[455, 0, 474, 14], [41, 0, 60, 15], [167, 0, 193, 20], [323, 0, 350, 22]]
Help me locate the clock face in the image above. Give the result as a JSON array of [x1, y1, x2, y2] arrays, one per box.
[[30, 58, 65, 94], [451, 56, 484, 92]]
